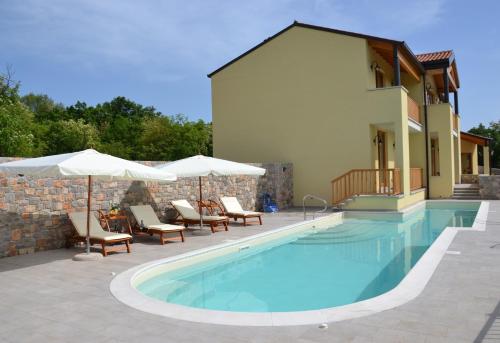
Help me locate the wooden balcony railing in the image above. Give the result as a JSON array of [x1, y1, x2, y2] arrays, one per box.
[[410, 168, 424, 191], [331, 169, 401, 205], [453, 113, 458, 131], [407, 96, 421, 124]]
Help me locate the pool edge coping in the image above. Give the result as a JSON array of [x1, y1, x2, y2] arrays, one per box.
[[110, 200, 489, 327]]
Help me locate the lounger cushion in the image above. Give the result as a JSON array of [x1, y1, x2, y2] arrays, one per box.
[[220, 197, 261, 217], [96, 232, 132, 241], [220, 197, 244, 213], [148, 224, 185, 232], [69, 212, 131, 241], [130, 205, 163, 227], [227, 210, 261, 217], [171, 200, 228, 221], [201, 215, 228, 221]]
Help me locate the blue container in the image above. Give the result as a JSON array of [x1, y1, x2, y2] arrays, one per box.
[[262, 193, 278, 213]]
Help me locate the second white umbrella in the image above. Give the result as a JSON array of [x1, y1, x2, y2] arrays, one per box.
[[156, 155, 265, 231]]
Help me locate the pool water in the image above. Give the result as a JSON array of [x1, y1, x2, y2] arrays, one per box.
[[137, 204, 479, 312]]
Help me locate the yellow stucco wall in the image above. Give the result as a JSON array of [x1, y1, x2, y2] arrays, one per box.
[[453, 116, 461, 182], [427, 103, 455, 198], [460, 139, 478, 175], [484, 146, 490, 174], [409, 132, 427, 174], [211, 26, 413, 206]]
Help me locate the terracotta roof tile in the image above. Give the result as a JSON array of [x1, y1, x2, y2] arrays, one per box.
[[416, 50, 453, 63]]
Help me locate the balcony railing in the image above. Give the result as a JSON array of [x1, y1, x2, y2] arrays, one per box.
[[407, 96, 421, 124], [410, 168, 424, 191], [331, 169, 401, 205]]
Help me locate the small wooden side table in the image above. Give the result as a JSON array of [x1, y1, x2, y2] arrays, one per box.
[[98, 210, 133, 235]]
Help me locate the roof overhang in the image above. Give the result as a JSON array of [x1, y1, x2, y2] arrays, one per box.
[[460, 131, 491, 146], [418, 51, 460, 91]]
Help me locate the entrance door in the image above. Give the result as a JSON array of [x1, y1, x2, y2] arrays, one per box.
[[377, 131, 387, 170], [461, 153, 472, 174], [377, 131, 388, 189]]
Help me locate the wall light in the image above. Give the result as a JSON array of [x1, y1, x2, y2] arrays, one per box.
[[370, 62, 382, 72]]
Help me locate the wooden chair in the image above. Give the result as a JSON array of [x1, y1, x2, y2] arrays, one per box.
[[129, 205, 185, 245], [171, 200, 229, 233], [67, 212, 131, 257]]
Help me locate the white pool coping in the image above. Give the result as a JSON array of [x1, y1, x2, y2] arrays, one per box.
[[110, 201, 489, 327]]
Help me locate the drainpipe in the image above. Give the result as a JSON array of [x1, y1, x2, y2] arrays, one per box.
[[423, 73, 430, 199]]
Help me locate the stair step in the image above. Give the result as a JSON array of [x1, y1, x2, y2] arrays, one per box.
[[452, 196, 481, 199], [454, 184, 480, 189]]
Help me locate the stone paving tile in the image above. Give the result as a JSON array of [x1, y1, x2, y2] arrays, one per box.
[[1, 205, 500, 342]]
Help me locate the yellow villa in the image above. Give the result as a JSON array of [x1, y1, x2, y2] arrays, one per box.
[[209, 22, 490, 210]]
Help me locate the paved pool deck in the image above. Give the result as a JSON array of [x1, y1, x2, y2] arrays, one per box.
[[1, 203, 500, 343]]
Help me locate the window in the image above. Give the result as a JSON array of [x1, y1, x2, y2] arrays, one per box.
[[431, 137, 440, 176]]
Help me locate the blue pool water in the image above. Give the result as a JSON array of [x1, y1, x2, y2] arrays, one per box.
[[137, 203, 479, 312]]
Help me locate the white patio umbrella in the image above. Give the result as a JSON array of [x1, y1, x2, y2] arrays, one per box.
[[155, 155, 265, 232], [0, 149, 176, 257]]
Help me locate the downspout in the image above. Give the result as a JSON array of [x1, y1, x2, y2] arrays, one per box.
[[423, 73, 430, 199]]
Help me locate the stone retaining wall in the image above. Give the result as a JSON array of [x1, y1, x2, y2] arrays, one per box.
[[0, 159, 293, 257], [461, 174, 479, 184], [479, 175, 500, 200]]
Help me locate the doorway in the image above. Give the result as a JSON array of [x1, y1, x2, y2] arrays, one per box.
[[461, 153, 472, 174], [377, 131, 387, 170], [377, 130, 388, 189]]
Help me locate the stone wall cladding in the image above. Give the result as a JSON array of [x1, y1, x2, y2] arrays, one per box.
[[461, 174, 479, 184], [0, 158, 293, 258], [479, 175, 500, 200]]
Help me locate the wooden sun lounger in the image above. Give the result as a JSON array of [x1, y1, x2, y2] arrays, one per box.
[[129, 205, 185, 245], [220, 197, 263, 226], [171, 200, 229, 233], [67, 212, 131, 257]]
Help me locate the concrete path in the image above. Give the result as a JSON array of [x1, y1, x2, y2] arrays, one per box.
[[0, 204, 499, 343]]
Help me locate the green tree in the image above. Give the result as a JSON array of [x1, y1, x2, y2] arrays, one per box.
[[138, 116, 176, 160], [0, 73, 36, 156], [21, 93, 67, 122], [1, 70, 213, 160], [44, 119, 100, 155], [66, 97, 162, 159], [469, 121, 500, 168], [169, 115, 212, 159]]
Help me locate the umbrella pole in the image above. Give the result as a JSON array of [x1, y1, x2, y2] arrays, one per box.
[[199, 176, 203, 230], [86, 175, 91, 254]]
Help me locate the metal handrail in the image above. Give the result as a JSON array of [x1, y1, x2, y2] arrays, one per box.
[[302, 194, 328, 220]]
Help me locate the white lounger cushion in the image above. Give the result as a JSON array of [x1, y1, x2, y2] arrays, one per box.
[[130, 205, 184, 231], [220, 197, 261, 216], [148, 224, 184, 232], [69, 212, 132, 241], [171, 200, 227, 221]]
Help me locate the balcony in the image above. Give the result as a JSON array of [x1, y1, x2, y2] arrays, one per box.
[[410, 168, 424, 191], [331, 169, 401, 204], [407, 96, 421, 125]]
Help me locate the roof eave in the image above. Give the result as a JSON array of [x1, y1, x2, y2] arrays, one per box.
[[208, 21, 425, 78], [207, 22, 296, 78]]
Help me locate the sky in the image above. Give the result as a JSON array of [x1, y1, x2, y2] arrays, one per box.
[[1, 0, 499, 129]]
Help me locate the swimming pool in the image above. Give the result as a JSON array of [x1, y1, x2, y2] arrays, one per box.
[[111, 200, 488, 326]]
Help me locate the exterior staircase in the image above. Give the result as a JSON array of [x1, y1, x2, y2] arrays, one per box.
[[452, 184, 481, 200]]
